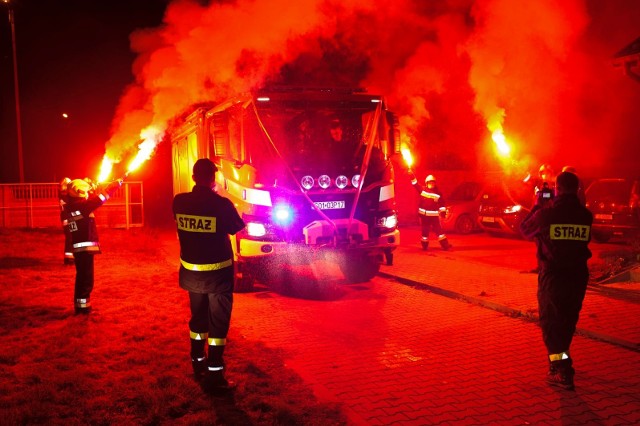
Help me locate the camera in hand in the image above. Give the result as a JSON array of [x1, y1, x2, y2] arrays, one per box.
[[537, 182, 554, 204]]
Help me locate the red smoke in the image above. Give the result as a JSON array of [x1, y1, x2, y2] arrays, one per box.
[[104, 0, 640, 178]]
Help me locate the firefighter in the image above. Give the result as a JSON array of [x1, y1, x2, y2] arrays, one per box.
[[62, 178, 122, 314], [519, 171, 593, 390], [561, 166, 586, 206], [529, 163, 556, 207], [409, 172, 451, 250], [59, 177, 74, 265], [172, 158, 245, 391]]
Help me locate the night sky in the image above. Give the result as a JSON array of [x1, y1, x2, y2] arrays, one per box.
[[1, 0, 639, 185], [0, 0, 168, 183]]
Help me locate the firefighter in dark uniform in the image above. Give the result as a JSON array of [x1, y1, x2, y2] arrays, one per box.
[[172, 158, 245, 391], [409, 172, 451, 250], [62, 178, 122, 314], [59, 177, 74, 265], [561, 166, 586, 206], [520, 171, 593, 390]]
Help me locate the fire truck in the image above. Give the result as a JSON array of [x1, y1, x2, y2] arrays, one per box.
[[170, 87, 401, 291]]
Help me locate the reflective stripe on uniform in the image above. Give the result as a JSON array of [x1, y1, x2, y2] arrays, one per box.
[[180, 258, 232, 272], [418, 208, 439, 217], [75, 298, 91, 308], [208, 337, 227, 346], [420, 191, 440, 201], [549, 352, 570, 361], [74, 241, 100, 251], [190, 331, 208, 340]]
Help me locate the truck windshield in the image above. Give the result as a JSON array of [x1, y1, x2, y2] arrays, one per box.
[[252, 102, 383, 173]]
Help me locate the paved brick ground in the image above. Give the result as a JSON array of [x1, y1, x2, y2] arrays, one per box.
[[232, 226, 640, 425]]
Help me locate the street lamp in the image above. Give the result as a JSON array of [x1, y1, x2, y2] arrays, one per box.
[[3, 0, 24, 182]]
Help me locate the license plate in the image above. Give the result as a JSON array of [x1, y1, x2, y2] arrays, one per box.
[[481, 216, 495, 223], [595, 213, 612, 220], [314, 200, 345, 210]]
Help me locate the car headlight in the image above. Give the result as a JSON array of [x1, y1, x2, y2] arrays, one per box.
[[504, 205, 522, 214]]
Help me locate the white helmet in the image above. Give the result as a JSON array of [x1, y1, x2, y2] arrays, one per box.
[[425, 175, 436, 184]]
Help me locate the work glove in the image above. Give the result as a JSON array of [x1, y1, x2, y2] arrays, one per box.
[[408, 170, 417, 184], [439, 210, 447, 219], [105, 179, 123, 195]]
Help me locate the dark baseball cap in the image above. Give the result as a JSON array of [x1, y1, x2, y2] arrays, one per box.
[[193, 158, 217, 181]]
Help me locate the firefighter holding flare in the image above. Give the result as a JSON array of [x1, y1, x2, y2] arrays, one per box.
[[61, 177, 122, 314], [172, 158, 245, 391], [401, 148, 451, 250], [410, 172, 452, 251]]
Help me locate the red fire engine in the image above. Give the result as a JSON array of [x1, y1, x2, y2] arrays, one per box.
[[170, 87, 401, 291]]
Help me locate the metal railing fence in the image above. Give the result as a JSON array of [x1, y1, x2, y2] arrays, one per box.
[[0, 182, 144, 229]]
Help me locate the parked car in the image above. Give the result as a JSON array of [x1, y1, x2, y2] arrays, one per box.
[[585, 178, 640, 243], [441, 181, 483, 234], [477, 180, 532, 238]]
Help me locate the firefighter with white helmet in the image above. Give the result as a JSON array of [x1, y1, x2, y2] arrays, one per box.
[[172, 158, 245, 391], [409, 171, 451, 250], [61, 177, 122, 314], [523, 163, 556, 208]]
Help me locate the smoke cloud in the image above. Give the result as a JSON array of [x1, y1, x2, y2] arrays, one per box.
[[104, 0, 640, 177]]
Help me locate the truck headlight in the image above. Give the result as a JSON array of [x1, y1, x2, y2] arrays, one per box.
[[376, 213, 398, 229], [336, 175, 348, 189], [246, 222, 267, 237], [301, 175, 314, 190], [318, 175, 331, 189]]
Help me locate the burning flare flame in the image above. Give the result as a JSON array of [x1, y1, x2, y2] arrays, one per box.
[[97, 126, 164, 182], [492, 129, 510, 156], [401, 148, 414, 168]]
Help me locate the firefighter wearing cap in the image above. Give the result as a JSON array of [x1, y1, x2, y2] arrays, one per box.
[[172, 158, 245, 391], [59, 177, 74, 265], [62, 177, 122, 314], [561, 166, 586, 206], [409, 172, 451, 250], [520, 171, 593, 390]]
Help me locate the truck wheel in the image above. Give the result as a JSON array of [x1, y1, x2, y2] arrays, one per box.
[[233, 262, 255, 293], [339, 253, 380, 283]]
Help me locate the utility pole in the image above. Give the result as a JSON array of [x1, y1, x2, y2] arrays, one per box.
[[4, 0, 24, 182]]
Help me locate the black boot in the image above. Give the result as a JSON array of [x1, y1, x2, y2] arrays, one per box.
[[421, 242, 429, 251], [205, 345, 234, 392], [190, 339, 207, 377], [547, 359, 574, 390], [440, 238, 452, 250]]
